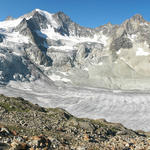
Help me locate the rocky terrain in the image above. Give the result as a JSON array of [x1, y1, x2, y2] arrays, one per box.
[[0, 94, 150, 150]]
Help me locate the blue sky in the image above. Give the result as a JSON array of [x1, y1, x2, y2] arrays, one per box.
[[0, 0, 150, 28]]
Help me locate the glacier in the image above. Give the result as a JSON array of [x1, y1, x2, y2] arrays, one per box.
[[0, 9, 150, 131]]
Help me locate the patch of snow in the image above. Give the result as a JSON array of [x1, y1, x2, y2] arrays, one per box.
[[49, 74, 71, 82], [136, 48, 150, 56], [91, 62, 103, 66], [0, 31, 29, 45], [0, 18, 22, 29], [40, 25, 108, 51], [93, 33, 108, 46], [7, 80, 32, 91], [50, 45, 73, 51], [58, 71, 69, 76], [41, 25, 60, 40], [93, 34, 99, 41], [12, 52, 22, 56], [0, 43, 25, 56], [61, 78, 71, 82], [140, 22, 149, 26], [0, 53, 6, 58], [116, 50, 121, 55], [49, 74, 61, 81], [128, 34, 137, 42], [8, 32, 29, 43], [83, 68, 89, 71], [26, 16, 32, 20], [113, 90, 122, 93], [120, 57, 126, 61], [99, 35, 108, 46], [144, 41, 149, 48], [98, 62, 103, 66]]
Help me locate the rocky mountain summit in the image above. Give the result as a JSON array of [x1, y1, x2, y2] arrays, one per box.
[[0, 94, 150, 150], [0, 9, 150, 89]]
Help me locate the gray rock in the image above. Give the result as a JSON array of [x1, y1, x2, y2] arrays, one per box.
[[5, 16, 14, 21], [110, 36, 133, 51], [0, 34, 5, 43], [53, 11, 94, 37]]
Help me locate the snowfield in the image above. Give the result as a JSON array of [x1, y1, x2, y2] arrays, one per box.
[[136, 48, 150, 56]]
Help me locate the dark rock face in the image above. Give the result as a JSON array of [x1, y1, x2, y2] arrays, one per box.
[[5, 16, 14, 21], [125, 21, 136, 34], [120, 14, 146, 35], [16, 18, 32, 36], [0, 34, 4, 43], [16, 18, 45, 44], [96, 23, 119, 37], [110, 36, 133, 51], [49, 51, 74, 68], [26, 45, 53, 66], [131, 14, 145, 22], [53, 12, 71, 36], [29, 11, 49, 30], [77, 44, 91, 59], [0, 50, 30, 83], [74, 42, 104, 65], [16, 17, 52, 66], [53, 11, 94, 37]]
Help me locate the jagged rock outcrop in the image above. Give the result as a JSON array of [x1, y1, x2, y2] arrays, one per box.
[[16, 15, 52, 66], [110, 34, 133, 51], [53, 11, 94, 37], [75, 42, 104, 65], [0, 49, 30, 83], [0, 34, 4, 43], [5, 16, 14, 21]]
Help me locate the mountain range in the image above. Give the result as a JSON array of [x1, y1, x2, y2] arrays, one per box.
[[0, 9, 150, 89], [1, 9, 150, 131]]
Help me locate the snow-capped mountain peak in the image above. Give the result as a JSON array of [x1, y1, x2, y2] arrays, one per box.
[[23, 9, 59, 29], [0, 9, 150, 91]]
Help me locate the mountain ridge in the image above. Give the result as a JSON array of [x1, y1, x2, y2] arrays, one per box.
[[0, 9, 150, 90], [1, 9, 150, 132]]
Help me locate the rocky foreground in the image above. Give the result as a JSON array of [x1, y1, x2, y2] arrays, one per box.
[[0, 94, 150, 150]]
